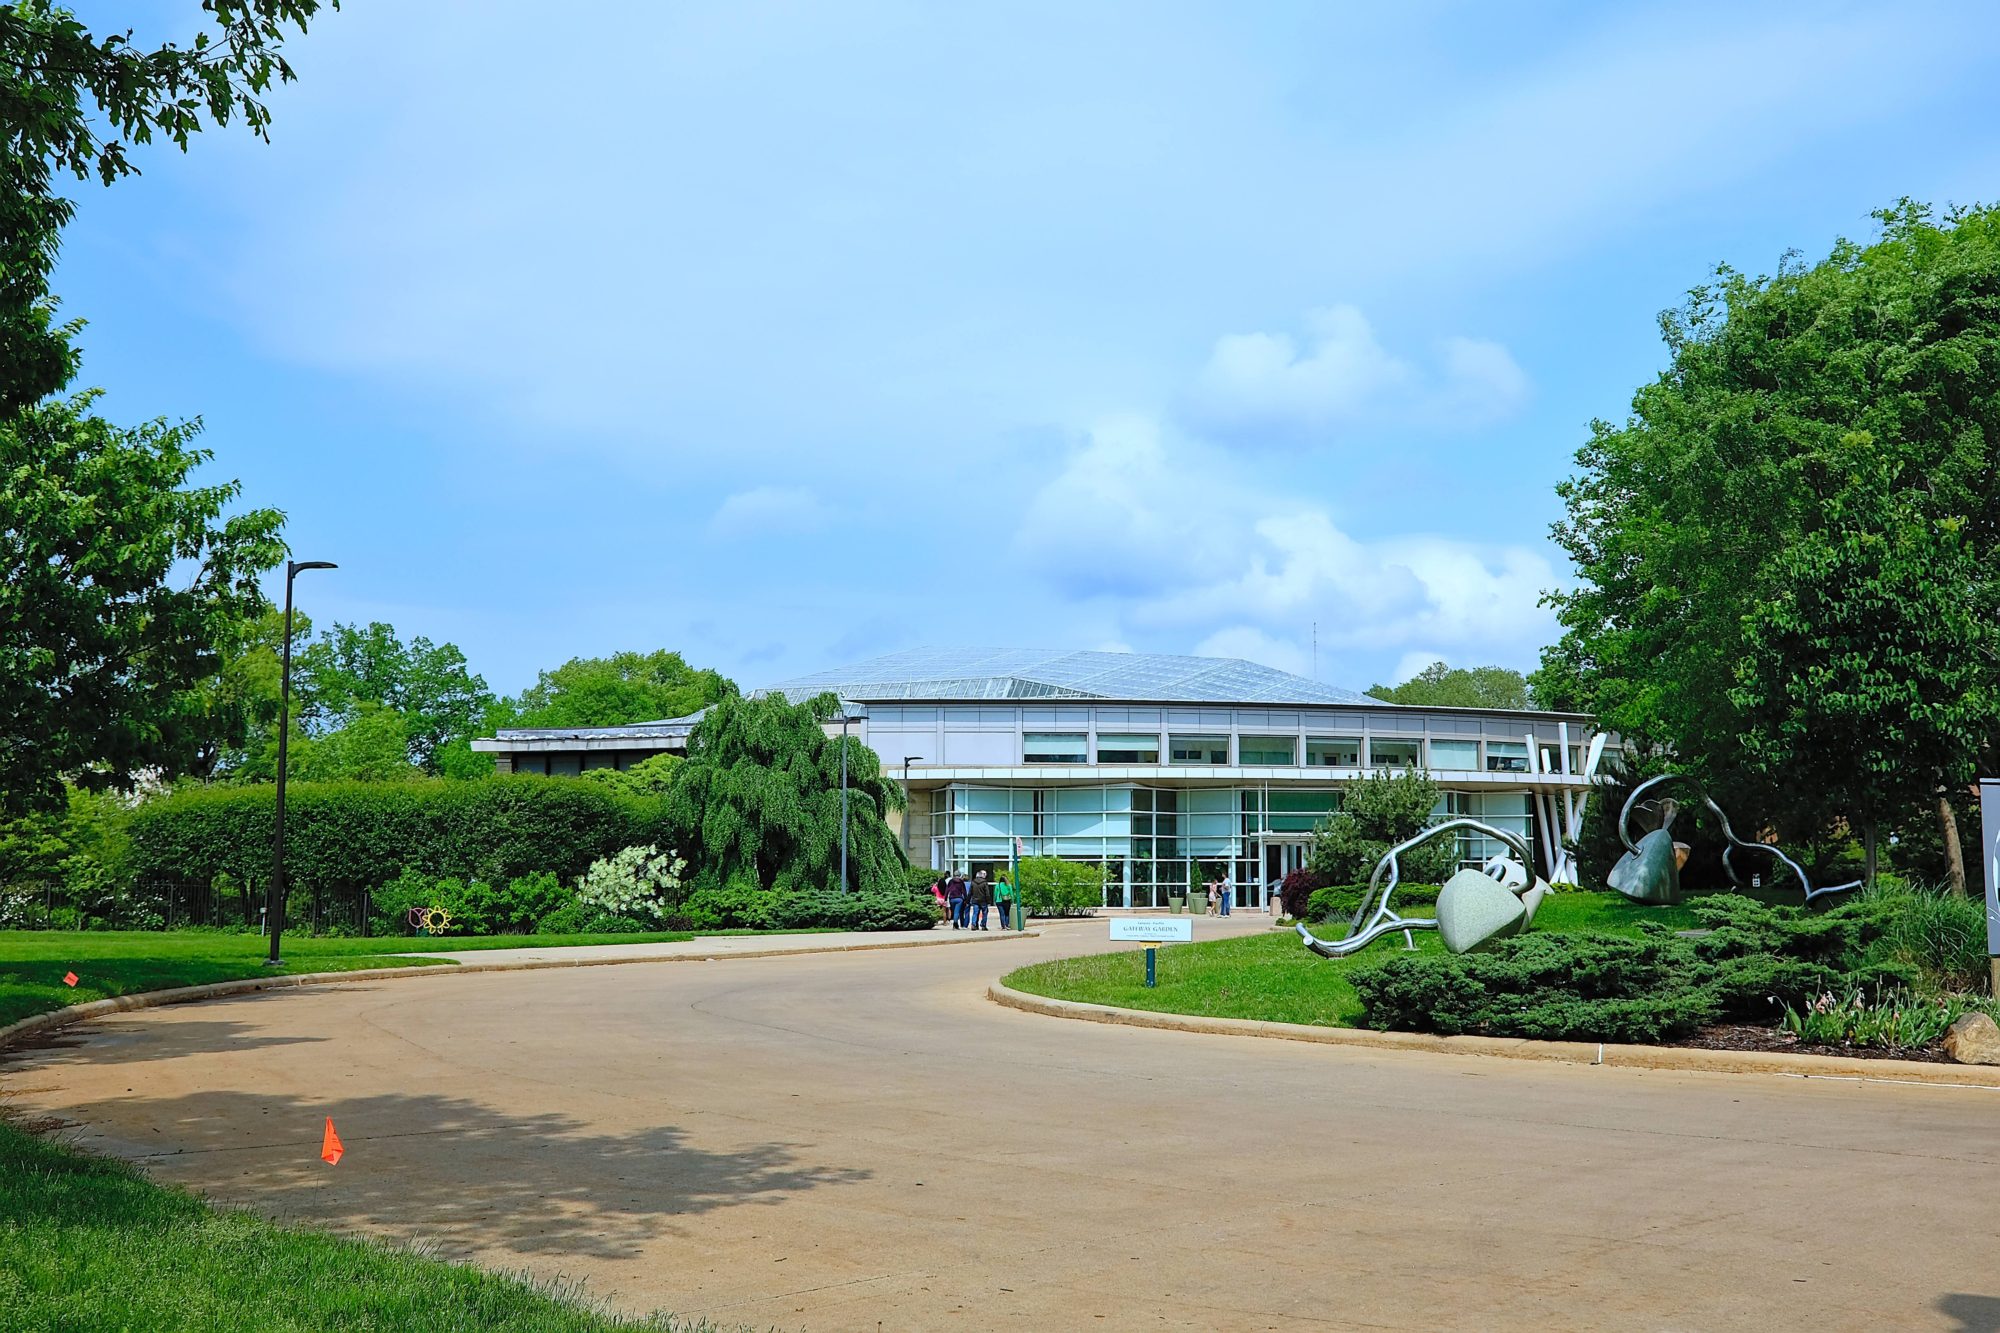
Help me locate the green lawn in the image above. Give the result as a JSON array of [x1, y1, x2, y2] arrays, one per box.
[[0, 928, 863, 1029], [1002, 891, 1699, 1029], [0, 1119, 729, 1332]]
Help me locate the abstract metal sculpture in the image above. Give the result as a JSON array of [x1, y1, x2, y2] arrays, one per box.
[[1605, 774, 1862, 907], [1296, 819, 1549, 958]]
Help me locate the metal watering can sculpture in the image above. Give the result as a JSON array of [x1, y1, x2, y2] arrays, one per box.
[[1296, 818, 1550, 958], [1298, 775, 1862, 960], [1605, 773, 1863, 907]]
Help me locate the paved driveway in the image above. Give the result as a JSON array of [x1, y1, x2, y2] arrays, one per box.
[[6, 919, 1999, 1331]]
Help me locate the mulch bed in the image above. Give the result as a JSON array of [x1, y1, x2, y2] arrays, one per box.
[[1673, 1022, 1953, 1064]]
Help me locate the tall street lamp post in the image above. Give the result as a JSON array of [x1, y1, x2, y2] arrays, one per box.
[[836, 704, 852, 892], [267, 559, 337, 966]]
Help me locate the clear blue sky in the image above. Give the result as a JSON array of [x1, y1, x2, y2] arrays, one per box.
[[53, 1, 2000, 697]]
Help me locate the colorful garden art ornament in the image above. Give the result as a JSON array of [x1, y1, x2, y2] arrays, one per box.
[[1606, 774, 1863, 907], [1297, 818, 1549, 959], [407, 904, 454, 935]]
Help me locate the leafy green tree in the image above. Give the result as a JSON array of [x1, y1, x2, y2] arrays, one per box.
[[1733, 458, 1994, 882], [508, 651, 735, 729], [295, 621, 493, 775], [1536, 202, 2000, 891], [2, 2, 332, 411], [3, 4, 331, 815], [1307, 768, 1454, 886], [665, 692, 905, 893], [291, 702, 418, 784], [181, 605, 297, 780], [1368, 662, 1533, 710], [1, 392, 285, 815], [577, 752, 682, 798]]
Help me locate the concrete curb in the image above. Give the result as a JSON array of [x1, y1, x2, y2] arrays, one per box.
[[0, 928, 1040, 1056], [986, 982, 2000, 1089]]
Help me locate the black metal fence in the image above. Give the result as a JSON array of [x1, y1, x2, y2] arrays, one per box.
[[1, 878, 374, 935]]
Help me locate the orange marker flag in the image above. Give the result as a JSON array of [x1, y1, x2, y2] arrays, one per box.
[[320, 1117, 344, 1166], [63, 971, 78, 987]]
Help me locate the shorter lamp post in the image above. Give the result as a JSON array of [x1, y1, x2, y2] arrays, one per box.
[[902, 755, 924, 872], [267, 558, 337, 966]]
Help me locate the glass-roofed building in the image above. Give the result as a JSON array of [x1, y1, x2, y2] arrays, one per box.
[[474, 647, 1607, 911]]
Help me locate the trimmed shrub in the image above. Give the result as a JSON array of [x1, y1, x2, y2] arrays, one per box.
[[1276, 868, 1327, 919], [1348, 894, 1906, 1043], [371, 869, 487, 936], [532, 901, 653, 935], [674, 884, 940, 932], [128, 777, 668, 905], [677, 880, 771, 931], [1306, 882, 1440, 924], [1016, 857, 1101, 917]]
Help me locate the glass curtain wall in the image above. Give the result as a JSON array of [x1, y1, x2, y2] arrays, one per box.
[[931, 785, 1539, 897], [931, 784, 1359, 909], [1439, 791, 1534, 867]]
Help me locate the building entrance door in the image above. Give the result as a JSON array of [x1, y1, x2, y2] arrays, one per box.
[[1264, 841, 1309, 908]]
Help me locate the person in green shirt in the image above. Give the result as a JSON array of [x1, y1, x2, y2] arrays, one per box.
[[994, 873, 1018, 930]]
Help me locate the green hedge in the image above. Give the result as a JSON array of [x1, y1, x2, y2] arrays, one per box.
[[675, 884, 941, 932], [1306, 882, 1440, 923], [127, 778, 668, 900]]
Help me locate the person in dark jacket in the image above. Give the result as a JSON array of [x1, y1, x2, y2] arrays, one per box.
[[971, 871, 994, 929], [945, 874, 968, 929]]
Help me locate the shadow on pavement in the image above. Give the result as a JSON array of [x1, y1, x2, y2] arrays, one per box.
[[2, 1017, 327, 1069], [39, 1087, 872, 1262], [1939, 1294, 2000, 1332]]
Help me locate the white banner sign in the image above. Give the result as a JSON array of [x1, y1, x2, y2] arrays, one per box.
[[1982, 779, 2000, 957], [1109, 917, 1194, 943]]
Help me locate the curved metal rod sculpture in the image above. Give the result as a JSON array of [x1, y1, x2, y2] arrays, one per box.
[[1297, 818, 1538, 958], [1612, 773, 1862, 906]]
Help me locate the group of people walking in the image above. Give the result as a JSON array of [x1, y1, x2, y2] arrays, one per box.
[[933, 870, 1017, 930]]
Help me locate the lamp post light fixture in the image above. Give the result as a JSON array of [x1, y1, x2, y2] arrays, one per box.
[[267, 559, 337, 967]]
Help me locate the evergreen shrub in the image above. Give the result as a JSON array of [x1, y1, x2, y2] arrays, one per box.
[[1349, 894, 1918, 1044]]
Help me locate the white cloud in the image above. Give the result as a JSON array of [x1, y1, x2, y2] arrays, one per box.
[[1012, 416, 1257, 597], [1016, 419, 1560, 677], [1188, 305, 1412, 432], [1184, 306, 1529, 443], [709, 485, 828, 537]]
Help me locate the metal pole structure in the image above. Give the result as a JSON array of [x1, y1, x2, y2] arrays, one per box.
[[267, 558, 336, 966], [1980, 778, 1999, 997], [1010, 835, 1020, 930], [902, 755, 923, 872], [839, 708, 850, 895]]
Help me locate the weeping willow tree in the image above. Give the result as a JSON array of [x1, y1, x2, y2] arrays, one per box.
[[667, 691, 907, 893]]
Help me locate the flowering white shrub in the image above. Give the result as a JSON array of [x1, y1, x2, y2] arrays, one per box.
[[573, 845, 688, 923]]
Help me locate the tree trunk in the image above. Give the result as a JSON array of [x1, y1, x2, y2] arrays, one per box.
[[1939, 791, 1969, 898], [1863, 821, 1879, 887]]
